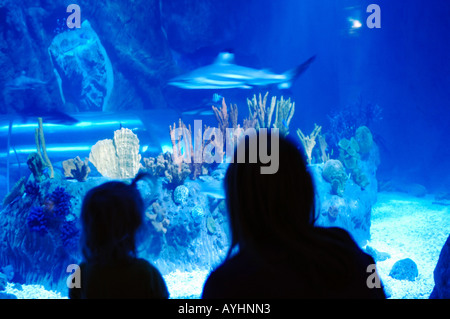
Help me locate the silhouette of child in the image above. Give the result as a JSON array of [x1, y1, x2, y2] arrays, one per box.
[[202, 130, 385, 298], [69, 173, 169, 299]]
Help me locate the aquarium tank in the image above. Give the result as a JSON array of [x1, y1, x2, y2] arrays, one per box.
[[0, 0, 448, 300]]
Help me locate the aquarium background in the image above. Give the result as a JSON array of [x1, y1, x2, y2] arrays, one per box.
[[0, 0, 449, 299]]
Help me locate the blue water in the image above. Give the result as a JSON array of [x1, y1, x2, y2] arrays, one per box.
[[0, 0, 449, 299]]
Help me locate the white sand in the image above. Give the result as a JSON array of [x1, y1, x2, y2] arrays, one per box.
[[369, 192, 450, 299], [2, 191, 449, 299]]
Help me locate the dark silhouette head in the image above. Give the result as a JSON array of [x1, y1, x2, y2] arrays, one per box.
[[80, 173, 150, 265], [224, 129, 316, 257]]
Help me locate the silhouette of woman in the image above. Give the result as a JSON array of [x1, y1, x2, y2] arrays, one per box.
[[202, 130, 385, 298]]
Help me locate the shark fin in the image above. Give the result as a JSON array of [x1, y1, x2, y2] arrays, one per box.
[[278, 55, 316, 89], [214, 52, 235, 64]]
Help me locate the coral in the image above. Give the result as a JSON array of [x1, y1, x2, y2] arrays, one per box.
[[355, 126, 374, 155], [146, 202, 170, 234], [338, 137, 360, 170], [62, 156, 91, 182], [351, 167, 370, 190], [212, 97, 239, 144], [59, 220, 80, 249], [24, 182, 40, 197], [48, 187, 73, 218], [247, 92, 295, 136], [35, 117, 54, 179], [328, 204, 339, 221], [26, 152, 46, 183], [322, 159, 348, 197], [142, 152, 191, 186], [327, 95, 382, 148], [27, 206, 48, 236], [297, 124, 322, 164], [317, 134, 330, 163], [89, 128, 142, 179], [337, 126, 373, 189], [173, 185, 189, 205], [191, 205, 205, 219], [169, 119, 208, 181]]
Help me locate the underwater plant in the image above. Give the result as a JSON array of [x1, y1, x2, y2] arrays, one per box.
[[247, 92, 295, 136]]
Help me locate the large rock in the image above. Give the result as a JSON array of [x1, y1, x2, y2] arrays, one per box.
[[389, 258, 419, 281], [48, 20, 114, 112], [430, 234, 450, 298], [310, 143, 379, 247]]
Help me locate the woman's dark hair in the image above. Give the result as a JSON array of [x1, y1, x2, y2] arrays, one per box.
[[224, 130, 316, 257], [80, 172, 150, 264], [224, 130, 358, 284]]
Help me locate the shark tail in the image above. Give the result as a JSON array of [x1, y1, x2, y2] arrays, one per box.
[[278, 55, 316, 89]]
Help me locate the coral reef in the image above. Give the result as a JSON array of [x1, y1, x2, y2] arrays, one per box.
[[338, 137, 360, 170], [337, 126, 374, 189], [89, 128, 142, 179], [62, 156, 91, 182], [26, 206, 48, 236], [26, 153, 46, 183], [297, 124, 322, 164], [146, 202, 170, 234], [247, 92, 295, 136], [143, 152, 191, 186], [322, 159, 348, 197]]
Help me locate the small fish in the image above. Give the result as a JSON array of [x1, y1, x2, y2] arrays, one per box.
[[212, 93, 224, 103], [169, 52, 316, 90], [282, 119, 289, 130]]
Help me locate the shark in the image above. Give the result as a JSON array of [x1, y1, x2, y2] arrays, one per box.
[[168, 52, 316, 90], [4, 71, 48, 91]]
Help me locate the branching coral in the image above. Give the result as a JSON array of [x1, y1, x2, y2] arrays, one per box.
[[62, 156, 91, 182], [297, 124, 322, 164], [247, 92, 295, 136]]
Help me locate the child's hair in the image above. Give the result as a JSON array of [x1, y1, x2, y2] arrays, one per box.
[[80, 173, 150, 264]]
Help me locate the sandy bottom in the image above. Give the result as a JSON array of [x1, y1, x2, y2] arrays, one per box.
[[368, 192, 449, 299], [3, 191, 449, 299]]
